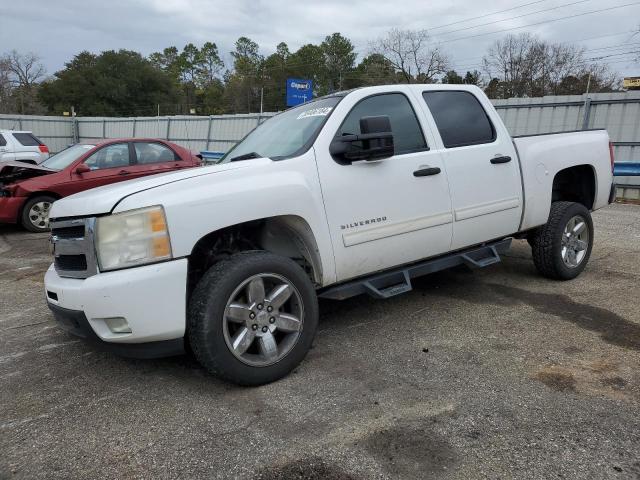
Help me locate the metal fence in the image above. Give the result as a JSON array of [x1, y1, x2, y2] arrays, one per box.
[[0, 113, 276, 155], [493, 91, 640, 186], [1, 91, 639, 185], [0, 114, 74, 154]]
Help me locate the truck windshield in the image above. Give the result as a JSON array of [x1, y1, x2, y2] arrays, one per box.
[[222, 96, 342, 162], [41, 144, 96, 171]]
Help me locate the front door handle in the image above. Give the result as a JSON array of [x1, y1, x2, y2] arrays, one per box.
[[118, 170, 130, 175], [413, 166, 441, 177], [490, 156, 511, 164]]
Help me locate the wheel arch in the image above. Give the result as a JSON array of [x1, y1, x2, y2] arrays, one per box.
[[18, 191, 61, 223], [551, 164, 596, 210], [187, 215, 324, 297]]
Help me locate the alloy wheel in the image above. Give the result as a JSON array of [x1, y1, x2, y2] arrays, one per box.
[[561, 214, 589, 268], [222, 273, 304, 367]]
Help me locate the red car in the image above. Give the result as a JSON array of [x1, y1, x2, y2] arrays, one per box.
[[0, 138, 201, 232]]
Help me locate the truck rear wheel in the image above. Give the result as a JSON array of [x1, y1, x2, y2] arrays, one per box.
[[188, 251, 319, 386], [530, 201, 594, 280]]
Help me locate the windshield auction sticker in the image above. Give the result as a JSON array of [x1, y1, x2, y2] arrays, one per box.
[[296, 107, 333, 120]]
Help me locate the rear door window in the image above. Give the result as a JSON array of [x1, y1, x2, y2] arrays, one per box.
[[12, 132, 42, 146], [0, 134, 6, 146], [422, 91, 496, 148], [84, 143, 131, 170], [133, 142, 179, 164]]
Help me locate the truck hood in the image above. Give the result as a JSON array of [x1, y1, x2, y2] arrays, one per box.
[[50, 159, 270, 219], [0, 161, 55, 185]]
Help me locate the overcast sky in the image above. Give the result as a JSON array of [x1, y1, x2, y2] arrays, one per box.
[[1, 0, 639, 78]]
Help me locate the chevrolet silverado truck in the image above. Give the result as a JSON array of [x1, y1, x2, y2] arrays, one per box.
[[44, 85, 615, 385]]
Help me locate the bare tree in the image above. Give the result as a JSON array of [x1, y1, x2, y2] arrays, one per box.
[[369, 28, 449, 83], [0, 57, 12, 113], [0, 50, 46, 113], [4, 50, 46, 88], [482, 33, 617, 98]]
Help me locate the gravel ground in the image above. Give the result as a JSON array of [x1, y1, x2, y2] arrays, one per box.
[[1, 203, 639, 480]]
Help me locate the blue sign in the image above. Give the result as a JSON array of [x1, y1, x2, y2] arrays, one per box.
[[286, 78, 313, 106]]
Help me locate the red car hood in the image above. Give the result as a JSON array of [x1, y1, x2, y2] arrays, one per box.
[[0, 161, 55, 185]]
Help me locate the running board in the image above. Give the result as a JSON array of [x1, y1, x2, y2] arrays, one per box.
[[318, 238, 512, 301]]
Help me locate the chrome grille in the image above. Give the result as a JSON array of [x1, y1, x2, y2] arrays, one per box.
[[49, 217, 98, 279]]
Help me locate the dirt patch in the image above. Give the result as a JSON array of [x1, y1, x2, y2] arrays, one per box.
[[253, 457, 360, 480], [534, 361, 633, 401], [363, 420, 457, 479], [535, 368, 577, 392], [601, 376, 628, 390]]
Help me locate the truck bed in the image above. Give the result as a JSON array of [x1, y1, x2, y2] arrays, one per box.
[[513, 129, 613, 231]]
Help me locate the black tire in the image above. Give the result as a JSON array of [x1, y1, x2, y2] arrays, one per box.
[[526, 234, 536, 248], [530, 201, 594, 280], [188, 251, 319, 386], [21, 195, 55, 233]]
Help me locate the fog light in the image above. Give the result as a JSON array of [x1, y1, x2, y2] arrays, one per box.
[[104, 317, 132, 334]]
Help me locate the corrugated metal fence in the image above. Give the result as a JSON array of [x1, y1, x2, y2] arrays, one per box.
[[493, 91, 640, 186], [1, 91, 639, 184], [0, 113, 277, 155]]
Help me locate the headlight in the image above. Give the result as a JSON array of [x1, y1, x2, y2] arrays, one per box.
[[95, 206, 172, 271]]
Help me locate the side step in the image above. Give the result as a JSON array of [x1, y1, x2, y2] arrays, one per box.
[[318, 238, 512, 301]]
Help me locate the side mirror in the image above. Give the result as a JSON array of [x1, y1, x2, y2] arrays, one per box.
[[329, 115, 394, 163], [75, 164, 91, 174]]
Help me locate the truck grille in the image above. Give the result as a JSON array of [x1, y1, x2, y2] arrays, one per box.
[[49, 218, 98, 279], [55, 254, 88, 271], [51, 225, 85, 239]]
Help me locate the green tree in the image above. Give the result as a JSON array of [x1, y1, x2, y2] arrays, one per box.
[[262, 42, 291, 111], [199, 42, 224, 86], [345, 53, 398, 88], [442, 70, 464, 84], [149, 46, 181, 82], [39, 50, 178, 116], [224, 37, 265, 113], [464, 70, 482, 86], [288, 44, 325, 95], [441, 70, 483, 85], [320, 33, 357, 92]]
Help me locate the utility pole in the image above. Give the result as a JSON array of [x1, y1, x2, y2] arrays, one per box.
[[71, 106, 78, 143], [260, 87, 264, 116], [157, 104, 160, 137], [585, 72, 592, 95]]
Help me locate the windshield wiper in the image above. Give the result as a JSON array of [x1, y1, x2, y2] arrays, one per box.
[[229, 151, 262, 162]]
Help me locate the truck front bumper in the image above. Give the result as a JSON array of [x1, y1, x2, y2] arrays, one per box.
[[44, 258, 188, 357]]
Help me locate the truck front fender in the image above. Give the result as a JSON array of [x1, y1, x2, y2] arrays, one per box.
[[113, 151, 337, 286]]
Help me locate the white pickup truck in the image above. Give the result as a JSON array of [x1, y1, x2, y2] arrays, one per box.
[[44, 85, 615, 385]]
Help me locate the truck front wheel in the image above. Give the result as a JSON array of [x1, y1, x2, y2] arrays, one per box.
[[188, 251, 319, 385], [530, 201, 594, 280]]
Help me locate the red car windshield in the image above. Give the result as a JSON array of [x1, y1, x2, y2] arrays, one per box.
[[41, 144, 96, 171]]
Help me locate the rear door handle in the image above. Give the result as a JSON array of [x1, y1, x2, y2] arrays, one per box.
[[490, 156, 511, 164], [118, 170, 130, 175], [413, 166, 441, 177]]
